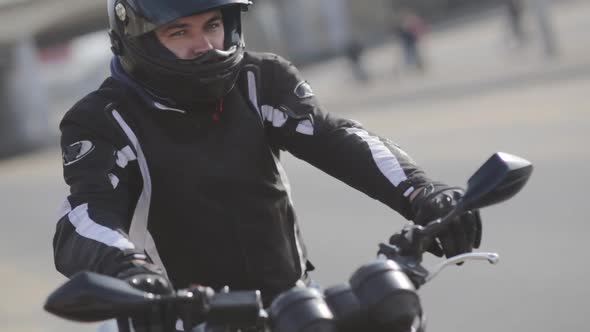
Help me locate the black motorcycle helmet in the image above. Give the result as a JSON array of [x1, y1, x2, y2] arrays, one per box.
[[107, 0, 253, 105]]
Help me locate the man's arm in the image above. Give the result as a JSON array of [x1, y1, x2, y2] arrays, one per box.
[[256, 55, 482, 257], [54, 120, 147, 278], [260, 55, 431, 220]]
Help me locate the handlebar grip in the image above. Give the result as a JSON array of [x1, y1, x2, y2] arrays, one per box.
[[350, 260, 422, 330]]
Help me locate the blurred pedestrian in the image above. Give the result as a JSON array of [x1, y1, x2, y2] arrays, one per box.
[[504, 0, 527, 48], [345, 39, 369, 82], [531, 0, 559, 58], [394, 8, 427, 72]]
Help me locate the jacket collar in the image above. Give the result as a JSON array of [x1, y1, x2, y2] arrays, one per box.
[[110, 57, 187, 114]]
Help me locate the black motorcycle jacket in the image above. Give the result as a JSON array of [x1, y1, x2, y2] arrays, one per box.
[[53, 51, 431, 302]]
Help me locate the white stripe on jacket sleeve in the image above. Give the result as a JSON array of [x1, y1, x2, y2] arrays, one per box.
[[345, 127, 409, 187], [68, 203, 135, 250]]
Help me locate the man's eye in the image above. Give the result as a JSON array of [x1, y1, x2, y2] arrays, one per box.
[[170, 30, 187, 37], [206, 22, 221, 31]]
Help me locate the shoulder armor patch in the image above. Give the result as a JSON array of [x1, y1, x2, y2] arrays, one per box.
[[63, 140, 95, 166], [294, 81, 314, 99]]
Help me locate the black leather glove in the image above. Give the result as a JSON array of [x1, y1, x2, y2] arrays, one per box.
[[116, 260, 174, 295], [115, 260, 175, 331], [409, 183, 482, 258]]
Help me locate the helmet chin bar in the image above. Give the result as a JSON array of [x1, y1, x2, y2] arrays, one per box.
[[216, 45, 238, 57], [188, 46, 238, 65]]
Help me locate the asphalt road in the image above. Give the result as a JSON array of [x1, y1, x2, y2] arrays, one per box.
[[1, 1, 589, 331]]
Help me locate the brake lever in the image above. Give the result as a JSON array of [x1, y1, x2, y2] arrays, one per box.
[[379, 219, 500, 289], [425, 252, 499, 283], [379, 242, 500, 288]]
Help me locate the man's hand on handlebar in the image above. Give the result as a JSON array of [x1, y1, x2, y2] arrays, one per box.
[[115, 259, 176, 330], [116, 260, 174, 295], [407, 182, 482, 258]]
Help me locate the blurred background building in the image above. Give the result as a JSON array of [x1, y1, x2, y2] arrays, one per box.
[[0, 0, 567, 157]]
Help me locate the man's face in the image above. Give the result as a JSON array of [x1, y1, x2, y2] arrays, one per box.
[[154, 10, 225, 60]]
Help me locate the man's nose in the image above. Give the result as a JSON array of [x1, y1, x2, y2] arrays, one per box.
[[191, 35, 213, 58]]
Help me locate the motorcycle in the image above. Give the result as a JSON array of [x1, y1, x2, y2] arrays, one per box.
[[44, 152, 533, 332]]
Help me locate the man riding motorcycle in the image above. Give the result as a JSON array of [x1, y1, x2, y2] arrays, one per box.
[[53, 0, 481, 323]]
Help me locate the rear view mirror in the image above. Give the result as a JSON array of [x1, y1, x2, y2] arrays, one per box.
[[44, 272, 159, 322], [461, 152, 533, 211]]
